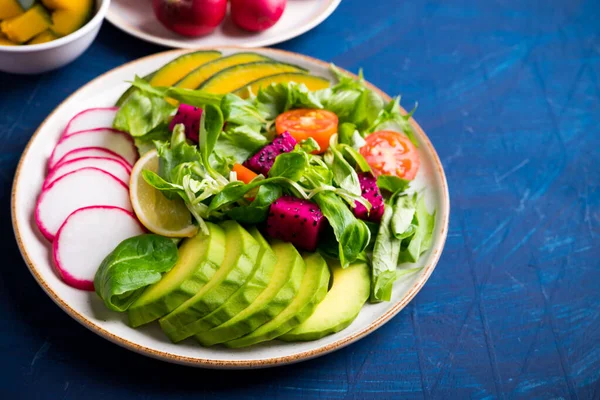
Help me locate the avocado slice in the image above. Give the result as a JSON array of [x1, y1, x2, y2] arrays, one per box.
[[184, 227, 277, 333], [159, 221, 260, 342], [225, 252, 330, 348], [280, 261, 371, 341], [127, 222, 226, 328], [198, 61, 307, 94], [195, 240, 305, 346]]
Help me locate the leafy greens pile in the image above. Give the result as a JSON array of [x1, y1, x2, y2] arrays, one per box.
[[112, 66, 435, 303]]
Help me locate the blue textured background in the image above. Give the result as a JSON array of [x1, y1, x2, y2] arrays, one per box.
[[1, 0, 599, 398]]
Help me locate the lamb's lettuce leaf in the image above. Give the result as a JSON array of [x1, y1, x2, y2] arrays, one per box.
[[370, 201, 400, 302], [313, 191, 370, 267], [94, 234, 178, 312], [398, 195, 436, 263], [225, 184, 282, 224], [376, 175, 410, 194], [369, 96, 419, 146]]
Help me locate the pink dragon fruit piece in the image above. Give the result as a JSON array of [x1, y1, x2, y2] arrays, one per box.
[[169, 104, 203, 142], [243, 132, 297, 176], [266, 195, 326, 252], [353, 172, 385, 222]]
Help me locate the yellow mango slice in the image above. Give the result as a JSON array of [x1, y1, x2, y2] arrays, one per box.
[[1, 5, 51, 44], [235, 73, 330, 98], [199, 62, 307, 94], [149, 51, 222, 87], [176, 53, 271, 89], [0, 33, 18, 46], [29, 29, 59, 45], [0, 0, 23, 20]]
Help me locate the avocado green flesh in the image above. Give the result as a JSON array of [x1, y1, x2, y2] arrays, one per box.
[[225, 252, 330, 348], [280, 262, 371, 341], [127, 223, 226, 328], [186, 227, 277, 333], [195, 240, 304, 347], [159, 221, 260, 342]]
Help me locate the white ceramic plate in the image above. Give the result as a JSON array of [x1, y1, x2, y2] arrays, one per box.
[[107, 0, 341, 49], [12, 47, 449, 369]]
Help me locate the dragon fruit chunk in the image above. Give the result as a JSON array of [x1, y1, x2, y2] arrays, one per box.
[[353, 172, 385, 222], [169, 104, 203, 142], [266, 195, 326, 251], [243, 132, 297, 176]]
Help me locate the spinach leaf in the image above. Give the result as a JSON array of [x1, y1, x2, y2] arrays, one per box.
[[269, 151, 309, 181], [370, 202, 401, 302], [113, 89, 176, 137], [376, 175, 410, 194], [313, 191, 370, 267], [94, 234, 178, 312], [398, 195, 436, 263]]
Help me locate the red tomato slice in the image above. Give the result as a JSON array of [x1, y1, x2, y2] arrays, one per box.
[[275, 109, 338, 153], [360, 130, 420, 180]]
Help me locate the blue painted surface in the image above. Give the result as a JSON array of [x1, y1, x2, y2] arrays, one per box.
[[0, 0, 598, 398]]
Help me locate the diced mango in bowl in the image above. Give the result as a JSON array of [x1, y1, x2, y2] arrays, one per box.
[[0, 0, 94, 46]]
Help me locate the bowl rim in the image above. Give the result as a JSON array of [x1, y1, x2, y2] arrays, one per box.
[[1, 0, 111, 52], [11, 46, 450, 369]]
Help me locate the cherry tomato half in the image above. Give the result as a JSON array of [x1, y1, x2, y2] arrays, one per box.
[[360, 130, 420, 180], [275, 109, 338, 153]]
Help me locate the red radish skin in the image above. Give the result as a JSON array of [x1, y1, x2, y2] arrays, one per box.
[[230, 0, 286, 32], [53, 206, 145, 291], [35, 168, 132, 241], [53, 147, 133, 171], [153, 0, 227, 37], [62, 107, 119, 137], [44, 157, 131, 189], [48, 128, 138, 170]]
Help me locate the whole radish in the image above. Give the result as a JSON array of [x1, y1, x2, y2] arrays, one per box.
[[153, 0, 227, 37], [230, 0, 287, 32]]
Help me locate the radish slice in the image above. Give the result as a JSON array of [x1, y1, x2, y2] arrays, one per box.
[[35, 168, 132, 241], [53, 206, 145, 291], [48, 129, 137, 170], [63, 107, 119, 137], [53, 147, 133, 171], [44, 157, 131, 189]]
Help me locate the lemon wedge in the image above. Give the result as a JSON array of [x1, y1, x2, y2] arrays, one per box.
[[129, 149, 198, 238]]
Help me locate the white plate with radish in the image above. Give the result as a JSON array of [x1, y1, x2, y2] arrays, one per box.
[[107, 0, 342, 49], [12, 47, 449, 368]]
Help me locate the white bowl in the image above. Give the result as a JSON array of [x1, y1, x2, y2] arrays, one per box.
[[0, 0, 111, 74]]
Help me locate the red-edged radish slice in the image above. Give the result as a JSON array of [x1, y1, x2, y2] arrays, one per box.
[[35, 168, 132, 241], [53, 147, 133, 171], [62, 107, 119, 137], [44, 157, 131, 189], [48, 129, 137, 170], [53, 206, 145, 291]]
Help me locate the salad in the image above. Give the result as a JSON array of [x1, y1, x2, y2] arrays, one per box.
[[35, 51, 435, 347]]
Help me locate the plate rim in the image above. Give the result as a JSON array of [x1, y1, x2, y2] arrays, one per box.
[[106, 0, 342, 49], [11, 46, 450, 369]]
